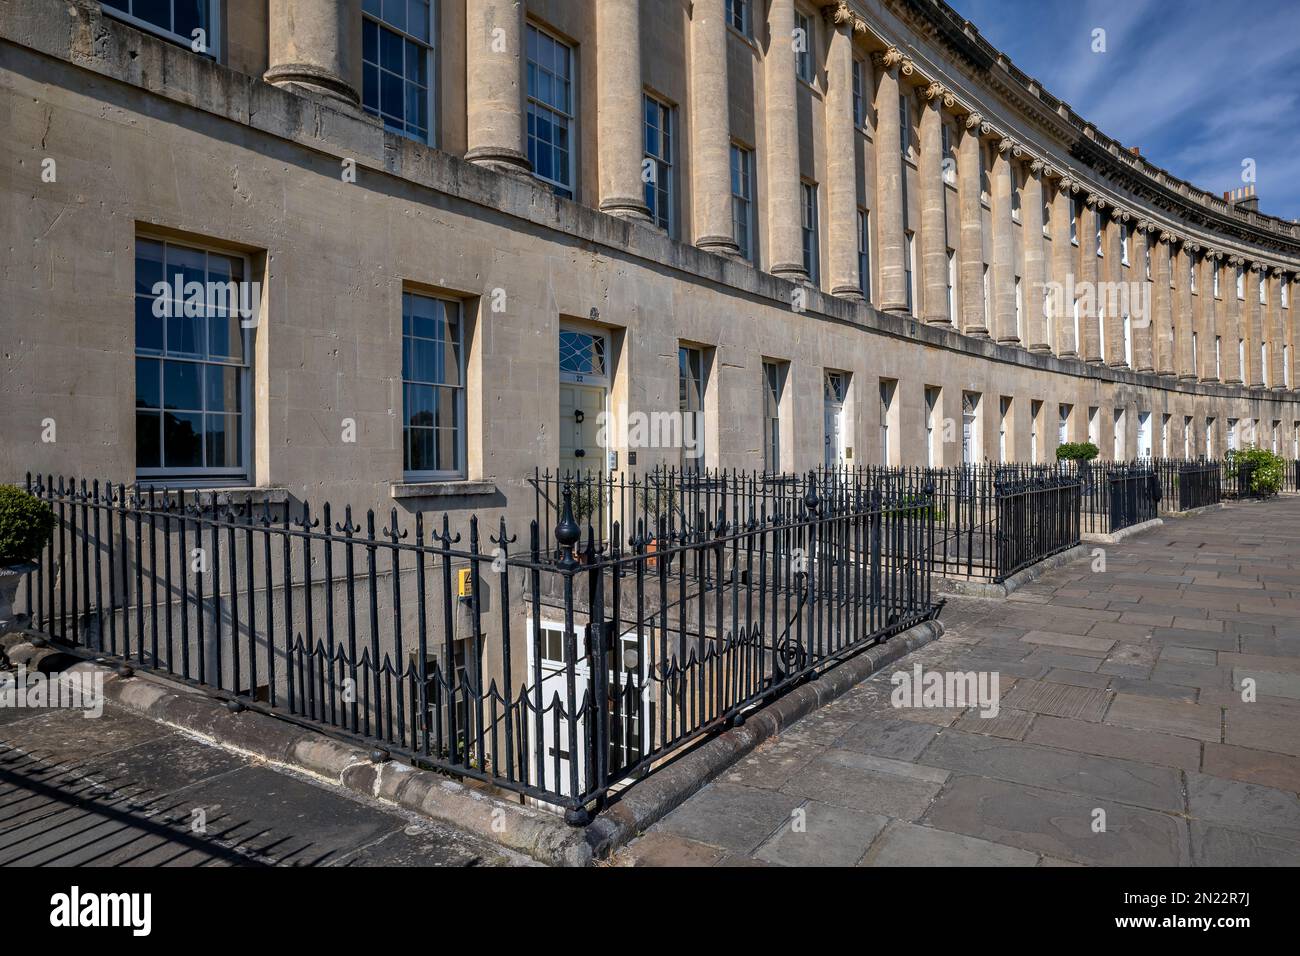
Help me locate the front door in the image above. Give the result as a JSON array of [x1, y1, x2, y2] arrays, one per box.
[[559, 382, 606, 477], [526, 618, 590, 802]]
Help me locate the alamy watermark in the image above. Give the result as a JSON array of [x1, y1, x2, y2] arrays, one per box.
[[0, 664, 104, 718]]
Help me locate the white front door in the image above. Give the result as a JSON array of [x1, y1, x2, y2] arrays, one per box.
[[824, 401, 845, 468], [559, 383, 606, 477], [1137, 412, 1152, 459], [526, 619, 590, 802]]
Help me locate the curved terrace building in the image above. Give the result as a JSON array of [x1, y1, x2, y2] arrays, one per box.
[[4, 0, 1300, 510]]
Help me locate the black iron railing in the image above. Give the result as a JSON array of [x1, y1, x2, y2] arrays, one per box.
[[993, 474, 1082, 582], [1177, 461, 1221, 511], [18, 472, 941, 820]]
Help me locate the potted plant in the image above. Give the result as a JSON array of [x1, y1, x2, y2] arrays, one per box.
[[0, 486, 56, 635], [639, 485, 680, 570]]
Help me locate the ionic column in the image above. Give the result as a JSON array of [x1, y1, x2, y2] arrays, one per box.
[[1174, 243, 1195, 381], [824, 13, 860, 297], [1079, 198, 1102, 361], [465, 0, 530, 175], [765, 0, 805, 281], [689, 0, 739, 256], [1269, 268, 1286, 389], [873, 49, 908, 312], [919, 83, 950, 324], [1050, 179, 1076, 356], [265, 0, 361, 105], [1153, 233, 1175, 376], [1288, 274, 1299, 390], [1223, 259, 1244, 384], [1199, 253, 1219, 382], [957, 116, 987, 335], [1244, 264, 1263, 387], [1102, 212, 1125, 367], [1133, 223, 1155, 372], [1022, 161, 1048, 351], [990, 140, 1017, 344], [596, 1, 650, 220]]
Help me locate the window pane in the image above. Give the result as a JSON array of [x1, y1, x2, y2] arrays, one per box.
[[408, 0, 430, 42], [133, 0, 171, 32], [363, 17, 379, 63], [167, 314, 205, 358], [205, 414, 241, 467], [209, 313, 244, 362], [136, 411, 161, 468], [136, 238, 165, 295], [162, 411, 203, 468], [206, 364, 242, 414], [136, 357, 161, 409], [166, 243, 205, 291], [163, 360, 203, 410], [136, 296, 164, 353], [380, 27, 403, 74], [174, 0, 206, 39]]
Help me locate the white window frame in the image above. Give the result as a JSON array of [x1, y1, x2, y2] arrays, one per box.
[[102, 1, 221, 60], [801, 181, 820, 284], [857, 208, 871, 301], [135, 235, 253, 483], [725, 0, 751, 35], [905, 230, 917, 314], [794, 11, 813, 83], [643, 92, 675, 235], [946, 249, 956, 321], [403, 291, 467, 481], [731, 143, 754, 262], [526, 22, 577, 199], [363, 0, 437, 144]]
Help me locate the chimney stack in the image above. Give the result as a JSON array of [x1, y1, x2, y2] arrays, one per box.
[[1224, 184, 1259, 212]]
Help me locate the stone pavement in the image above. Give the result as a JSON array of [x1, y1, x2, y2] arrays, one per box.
[[618, 498, 1300, 867], [0, 704, 531, 867]]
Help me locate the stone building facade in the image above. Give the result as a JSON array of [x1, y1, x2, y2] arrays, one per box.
[[4, 0, 1300, 524]]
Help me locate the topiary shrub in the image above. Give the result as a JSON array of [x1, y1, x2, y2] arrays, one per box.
[[1055, 441, 1100, 463], [1224, 447, 1285, 497], [0, 486, 56, 565]]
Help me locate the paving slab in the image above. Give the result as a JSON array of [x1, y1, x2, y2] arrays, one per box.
[[1025, 714, 1203, 772], [1104, 694, 1222, 741], [860, 821, 1038, 867], [754, 801, 888, 867], [780, 749, 944, 820], [921, 775, 1188, 866], [1185, 772, 1300, 841], [918, 730, 1185, 812], [652, 782, 801, 855], [1201, 743, 1300, 794], [1002, 679, 1111, 722]]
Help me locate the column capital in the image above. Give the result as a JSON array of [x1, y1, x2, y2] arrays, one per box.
[[922, 82, 955, 108], [963, 110, 983, 130], [821, 0, 868, 32], [873, 46, 915, 76], [1085, 193, 1105, 209]]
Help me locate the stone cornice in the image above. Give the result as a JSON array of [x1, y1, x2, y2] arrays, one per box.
[[856, 0, 1300, 264]]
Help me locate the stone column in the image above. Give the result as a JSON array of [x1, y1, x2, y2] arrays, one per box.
[[1079, 198, 1101, 361], [465, 0, 530, 174], [689, 0, 740, 256], [1050, 179, 1076, 356], [765, 0, 805, 281], [824, 13, 860, 297], [1021, 161, 1048, 351], [1269, 268, 1286, 389], [873, 49, 908, 312], [1198, 252, 1216, 381], [990, 140, 1017, 344], [265, 0, 361, 105], [595, 1, 650, 220], [1102, 212, 1125, 367], [1288, 274, 1299, 390], [1175, 243, 1196, 381], [1153, 233, 1175, 376], [1133, 224, 1155, 372], [918, 84, 950, 324], [1223, 259, 1244, 384], [1244, 264, 1262, 387], [957, 116, 986, 335]]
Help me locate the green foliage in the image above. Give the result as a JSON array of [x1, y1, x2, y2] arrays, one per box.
[[0, 486, 55, 565], [1055, 441, 1100, 463], [1225, 447, 1285, 496]]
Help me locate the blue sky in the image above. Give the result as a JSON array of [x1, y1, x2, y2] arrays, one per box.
[[947, 0, 1300, 222]]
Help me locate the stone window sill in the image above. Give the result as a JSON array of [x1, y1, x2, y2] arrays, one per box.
[[138, 487, 290, 510], [390, 480, 498, 500]]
